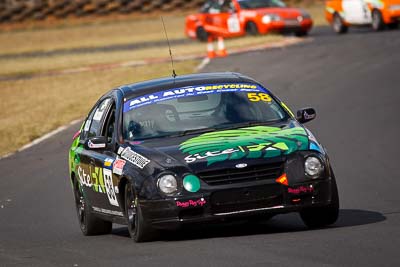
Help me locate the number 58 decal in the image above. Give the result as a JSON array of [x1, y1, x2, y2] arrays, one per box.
[[247, 93, 272, 102]]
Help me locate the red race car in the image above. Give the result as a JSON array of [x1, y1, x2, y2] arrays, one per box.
[[185, 0, 313, 41]]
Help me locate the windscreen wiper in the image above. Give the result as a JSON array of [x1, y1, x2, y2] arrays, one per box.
[[178, 127, 217, 136]]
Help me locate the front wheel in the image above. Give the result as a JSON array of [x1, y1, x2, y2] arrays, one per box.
[[73, 178, 112, 235], [125, 182, 157, 242], [245, 21, 259, 35], [196, 26, 208, 42], [332, 13, 348, 34], [300, 174, 339, 229], [372, 10, 385, 31]]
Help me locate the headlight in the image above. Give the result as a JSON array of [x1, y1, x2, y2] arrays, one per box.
[[262, 14, 281, 24], [157, 174, 178, 194], [304, 156, 323, 177]]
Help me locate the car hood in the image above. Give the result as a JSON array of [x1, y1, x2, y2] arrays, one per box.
[[249, 7, 303, 18], [127, 121, 321, 173]]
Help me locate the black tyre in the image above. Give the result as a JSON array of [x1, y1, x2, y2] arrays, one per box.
[[295, 30, 308, 37], [387, 22, 399, 30], [196, 26, 208, 42], [125, 182, 157, 242], [245, 21, 259, 35], [73, 179, 112, 236], [300, 173, 339, 229], [372, 10, 385, 31], [332, 13, 348, 34]]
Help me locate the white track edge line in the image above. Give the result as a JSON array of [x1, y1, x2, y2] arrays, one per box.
[[0, 119, 82, 160]]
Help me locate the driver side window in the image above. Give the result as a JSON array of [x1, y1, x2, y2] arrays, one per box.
[[102, 103, 116, 144], [87, 98, 112, 138], [202, 0, 222, 13]]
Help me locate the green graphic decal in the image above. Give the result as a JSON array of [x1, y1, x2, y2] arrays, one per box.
[[69, 121, 85, 188], [180, 126, 309, 165]]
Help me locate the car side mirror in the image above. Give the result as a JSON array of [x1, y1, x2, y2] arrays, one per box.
[[85, 136, 107, 150], [296, 107, 316, 123]]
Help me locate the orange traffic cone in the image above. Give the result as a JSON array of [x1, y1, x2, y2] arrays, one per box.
[[216, 36, 227, 57], [207, 37, 216, 59]]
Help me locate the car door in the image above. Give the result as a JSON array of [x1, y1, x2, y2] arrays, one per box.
[[94, 98, 122, 213], [78, 97, 121, 215], [342, 0, 372, 24], [203, 0, 241, 36]]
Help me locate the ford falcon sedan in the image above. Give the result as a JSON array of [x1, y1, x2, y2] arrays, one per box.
[[69, 72, 339, 242]]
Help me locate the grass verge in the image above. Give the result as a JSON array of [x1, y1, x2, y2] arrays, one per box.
[[0, 15, 187, 55], [0, 2, 325, 57], [0, 1, 325, 157], [0, 60, 198, 157], [0, 34, 282, 77]]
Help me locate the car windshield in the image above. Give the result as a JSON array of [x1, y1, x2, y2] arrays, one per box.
[[238, 0, 286, 9], [123, 83, 289, 141]]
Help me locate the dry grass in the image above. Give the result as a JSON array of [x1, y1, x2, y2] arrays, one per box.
[[0, 1, 326, 57], [0, 1, 325, 157], [297, 1, 327, 26], [0, 34, 282, 77], [0, 60, 198, 157], [0, 15, 187, 55]]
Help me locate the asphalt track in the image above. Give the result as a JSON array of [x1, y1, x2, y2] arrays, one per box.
[[1, 26, 400, 266]]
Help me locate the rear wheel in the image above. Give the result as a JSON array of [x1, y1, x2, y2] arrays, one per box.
[[245, 21, 259, 35], [300, 172, 339, 229], [125, 182, 157, 242], [332, 13, 348, 34], [372, 10, 385, 31], [196, 26, 208, 42], [73, 178, 112, 235]]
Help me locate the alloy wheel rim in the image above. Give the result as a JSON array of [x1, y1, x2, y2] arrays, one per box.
[[372, 13, 379, 29], [334, 16, 341, 32], [75, 186, 86, 227], [127, 187, 137, 232]]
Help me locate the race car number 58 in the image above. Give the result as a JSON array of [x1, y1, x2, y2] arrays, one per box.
[[247, 93, 272, 102]]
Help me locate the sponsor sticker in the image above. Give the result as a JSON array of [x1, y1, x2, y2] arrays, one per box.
[[288, 185, 314, 195], [180, 126, 309, 165], [113, 159, 126, 175], [78, 166, 92, 187], [104, 158, 114, 168], [123, 83, 269, 112], [121, 147, 150, 169], [103, 168, 119, 207], [176, 198, 207, 208], [88, 140, 106, 149]]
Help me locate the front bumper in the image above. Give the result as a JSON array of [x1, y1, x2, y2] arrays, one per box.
[[140, 176, 335, 230], [258, 18, 313, 34]]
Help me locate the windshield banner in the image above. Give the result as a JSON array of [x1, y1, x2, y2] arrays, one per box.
[[123, 83, 270, 112]]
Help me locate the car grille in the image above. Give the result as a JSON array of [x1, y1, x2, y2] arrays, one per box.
[[210, 184, 283, 214], [284, 19, 300, 26], [197, 162, 284, 186]]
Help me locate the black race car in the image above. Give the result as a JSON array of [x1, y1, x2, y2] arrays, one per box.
[[69, 72, 339, 242]]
